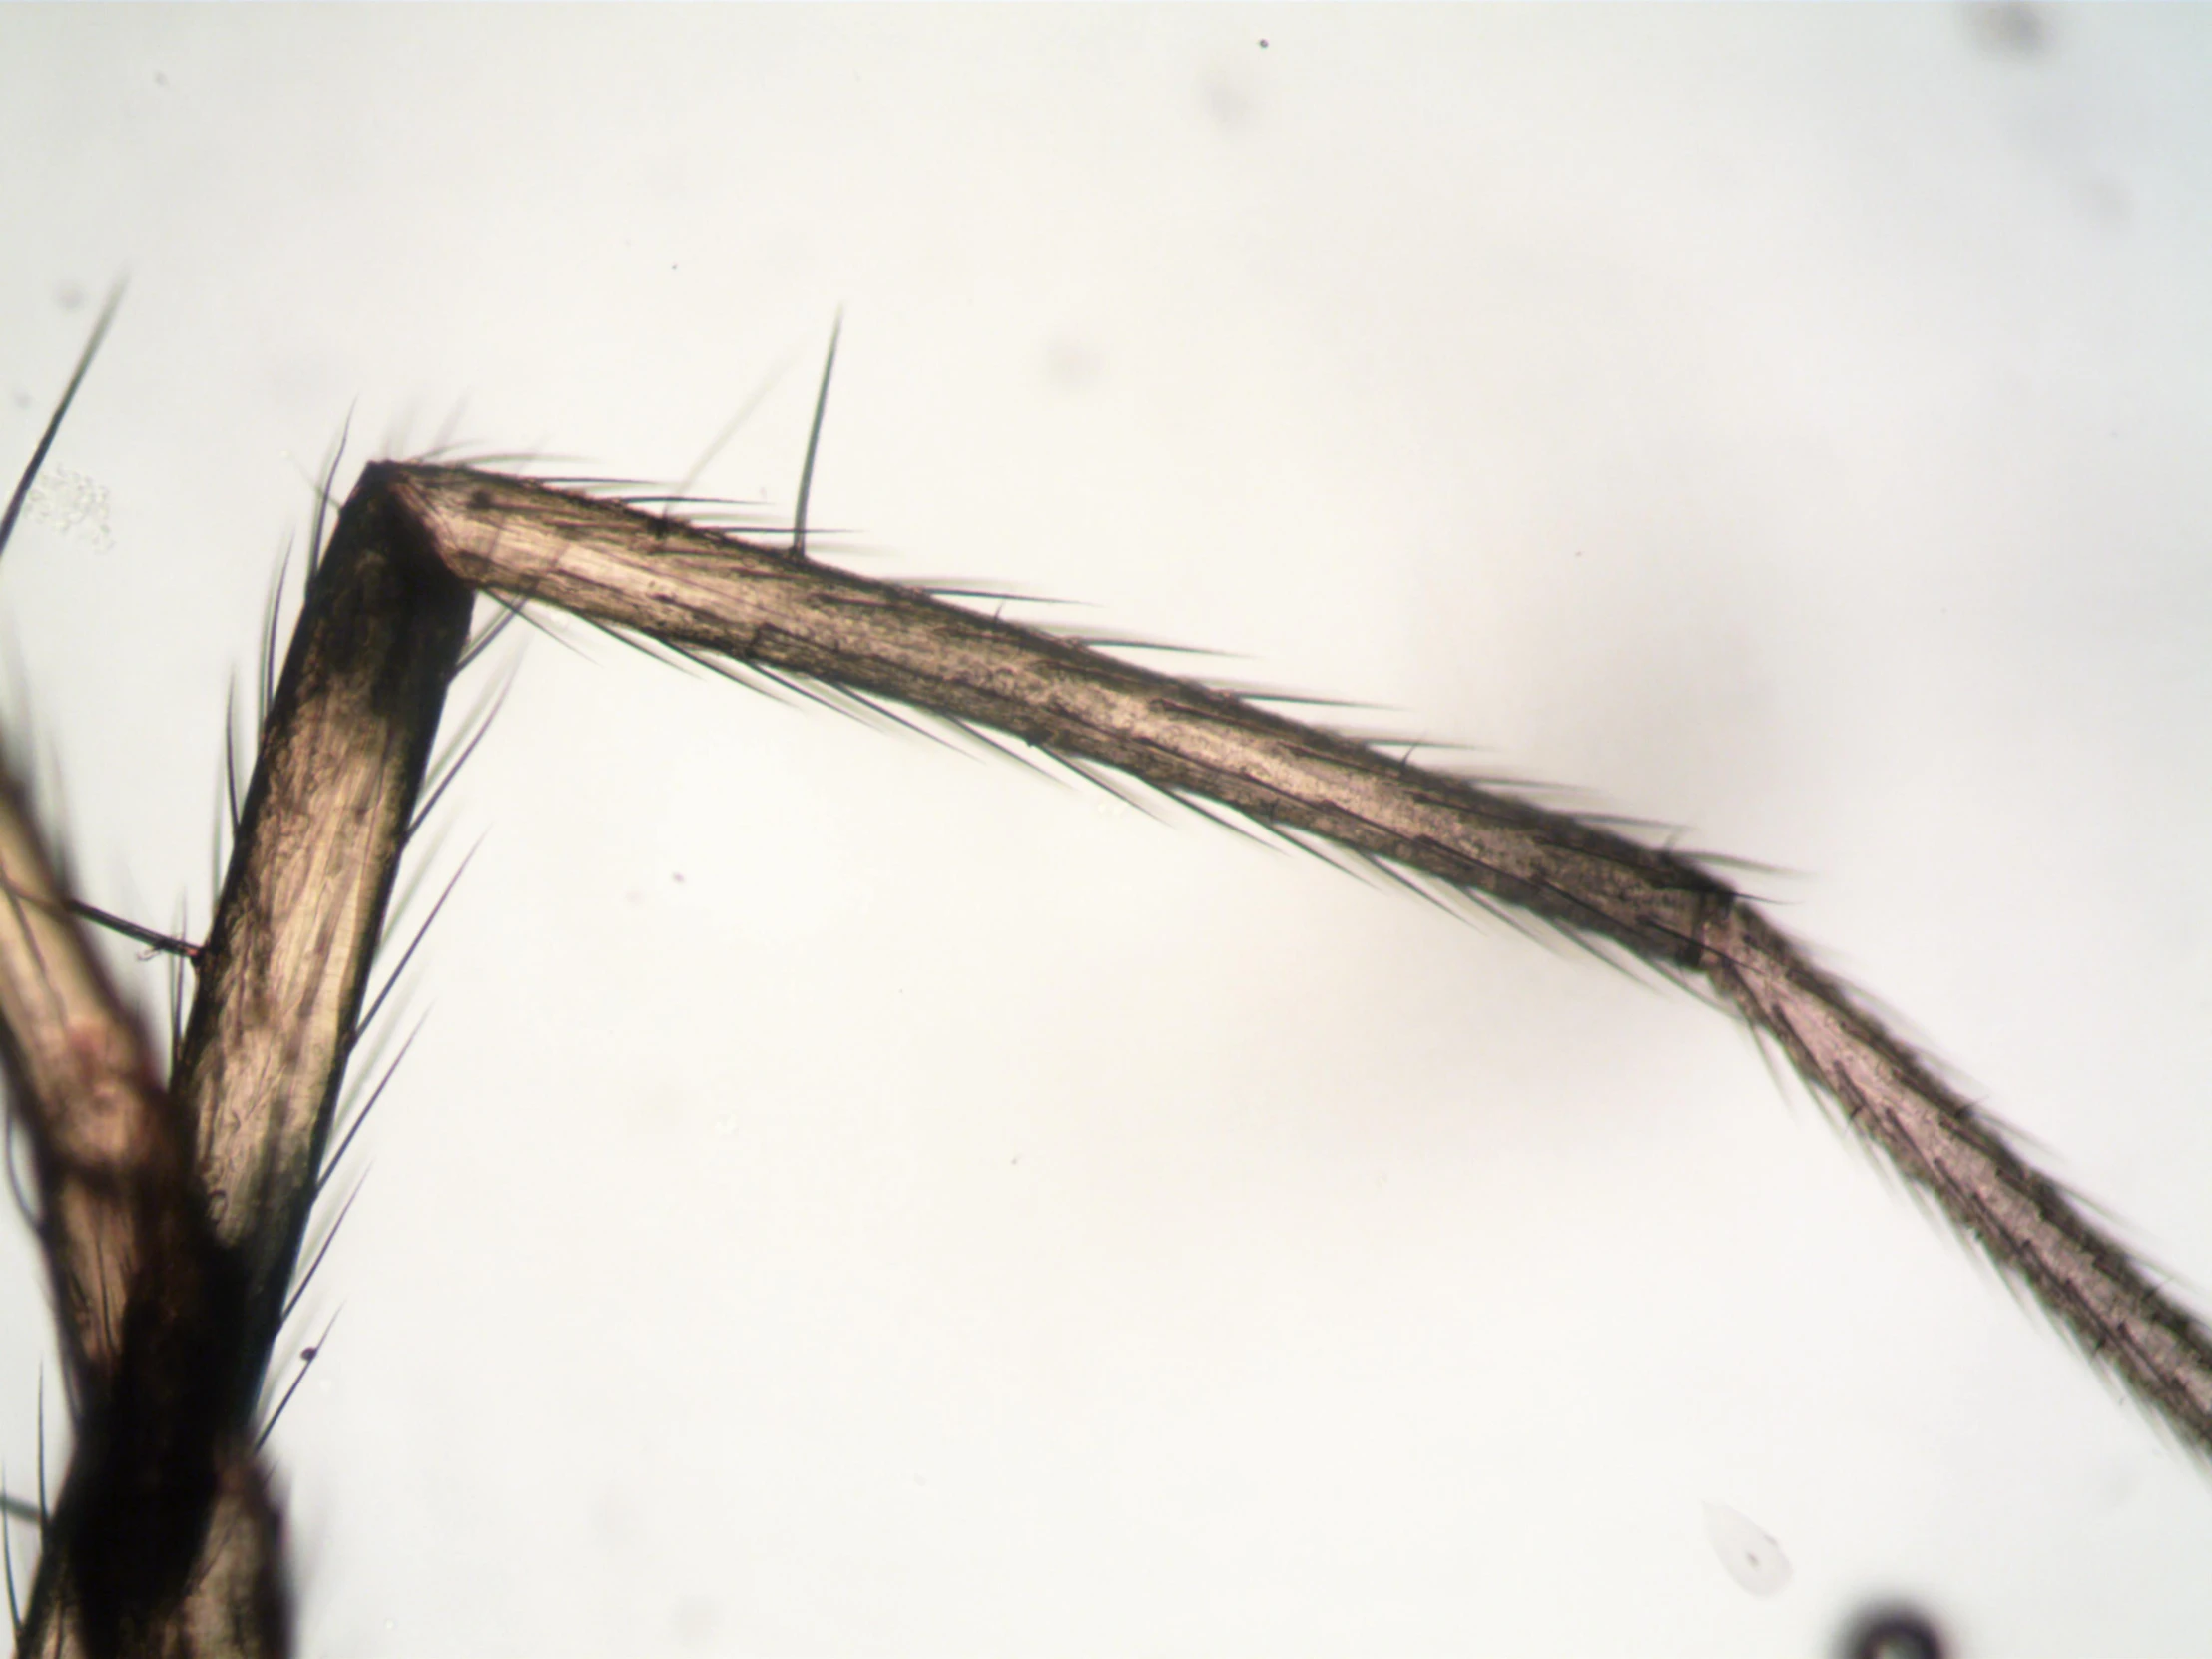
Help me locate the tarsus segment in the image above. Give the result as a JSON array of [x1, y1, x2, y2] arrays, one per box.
[[388, 458, 2212, 1457]]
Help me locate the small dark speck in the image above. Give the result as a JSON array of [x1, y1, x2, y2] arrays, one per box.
[[1258, 38, 1268, 48], [299, 1347, 318, 1362], [469, 487, 494, 510]]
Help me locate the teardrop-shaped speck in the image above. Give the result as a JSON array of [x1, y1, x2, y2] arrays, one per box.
[[1703, 1501, 1792, 1596]]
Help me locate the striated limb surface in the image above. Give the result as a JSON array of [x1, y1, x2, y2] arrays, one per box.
[[391, 459, 2212, 1461]]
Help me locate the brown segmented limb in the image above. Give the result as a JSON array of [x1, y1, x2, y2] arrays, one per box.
[[0, 780, 283, 1658], [6, 441, 2208, 1653], [6, 464, 468, 1658], [0, 781, 188, 1417], [167, 468, 473, 1369], [389, 458, 2212, 1457]]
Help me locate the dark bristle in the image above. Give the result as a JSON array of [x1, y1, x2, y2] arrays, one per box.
[[912, 584, 1076, 606], [0, 279, 123, 568], [794, 672, 904, 739], [1264, 822, 1401, 902], [495, 593, 588, 662], [1061, 631, 1226, 660], [743, 659, 865, 724], [1158, 785, 1285, 857], [315, 1016, 425, 1199], [658, 637, 759, 693], [935, 713, 1069, 789], [254, 1307, 341, 1453], [369, 834, 440, 986], [303, 409, 354, 587], [830, 682, 971, 758], [628, 630, 764, 698], [257, 539, 294, 733], [35, 1373, 47, 1524], [571, 610, 695, 680], [1053, 752, 1173, 827], [222, 680, 244, 836], [661, 506, 785, 534], [424, 447, 560, 471], [739, 654, 919, 748], [408, 660, 519, 840], [349, 840, 479, 1050], [426, 395, 473, 462], [510, 473, 641, 490], [4, 1114, 37, 1234], [791, 310, 842, 560], [279, 1179, 364, 1329], [599, 491, 753, 510], [1213, 684, 1376, 712], [207, 790, 227, 933], [60, 897, 199, 962], [166, 920, 188, 1070], [1359, 852, 1472, 929], [454, 592, 528, 676], [3, 1482, 19, 1642]]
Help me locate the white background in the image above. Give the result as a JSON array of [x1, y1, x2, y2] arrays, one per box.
[[3, 8, 2211, 1655]]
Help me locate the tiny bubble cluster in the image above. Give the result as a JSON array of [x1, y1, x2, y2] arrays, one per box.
[[24, 464, 114, 554]]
